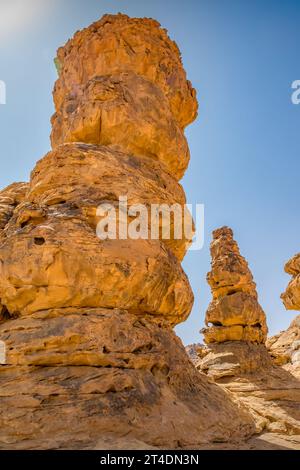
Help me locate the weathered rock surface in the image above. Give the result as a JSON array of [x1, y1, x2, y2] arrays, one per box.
[[191, 338, 300, 437], [27, 142, 193, 260], [0, 309, 255, 449], [0, 182, 29, 317], [199, 342, 272, 379], [0, 14, 259, 449], [279, 251, 300, 378], [0, 182, 28, 230], [201, 227, 267, 344], [1, 13, 298, 450], [267, 316, 300, 376], [51, 73, 190, 179], [191, 229, 300, 440], [212, 365, 300, 436], [0, 213, 193, 323], [51, 14, 197, 181], [52, 14, 198, 133], [281, 254, 300, 310]]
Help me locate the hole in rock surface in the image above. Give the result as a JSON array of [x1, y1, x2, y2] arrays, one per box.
[[209, 321, 222, 327], [0, 305, 11, 321], [227, 289, 238, 296], [34, 237, 45, 245]]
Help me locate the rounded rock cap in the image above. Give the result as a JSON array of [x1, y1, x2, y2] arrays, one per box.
[[53, 13, 198, 129], [212, 226, 234, 240]]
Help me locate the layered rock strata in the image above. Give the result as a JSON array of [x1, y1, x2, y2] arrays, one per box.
[[0, 14, 255, 449], [0, 182, 28, 231], [197, 341, 300, 436], [0, 308, 257, 449]]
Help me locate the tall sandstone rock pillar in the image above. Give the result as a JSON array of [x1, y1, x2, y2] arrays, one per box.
[[0, 15, 255, 449]]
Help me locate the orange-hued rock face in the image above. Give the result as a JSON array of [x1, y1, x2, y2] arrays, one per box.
[[0, 183, 29, 316], [0, 210, 193, 323], [0, 182, 28, 230], [53, 14, 198, 131], [281, 253, 300, 310], [192, 232, 300, 440], [0, 14, 198, 331], [51, 73, 190, 179], [27, 143, 193, 260], [202, 227, 267, 344], [0, 309, 256, 450], [0, 13, 253, 450], [0, 14, 267, 450], [267, 315, 300, 372], [193, 340, 300, 437]]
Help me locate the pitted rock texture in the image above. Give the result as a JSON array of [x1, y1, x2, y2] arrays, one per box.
[[0, 211, 193, 323], [27, 143, 193, 261], [201, 227, 267, 344], [281, 254, 300, 310]]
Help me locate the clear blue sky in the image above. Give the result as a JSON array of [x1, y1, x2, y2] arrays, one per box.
[[0, 0, 299, 345]]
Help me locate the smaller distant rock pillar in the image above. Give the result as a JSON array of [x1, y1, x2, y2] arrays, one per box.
[[202, 226, 268, 344]]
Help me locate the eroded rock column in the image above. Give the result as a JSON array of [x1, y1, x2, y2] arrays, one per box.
[[199, 227, 270, 379], [0, 14, 255, 449], [196, 228, 300, 435]]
